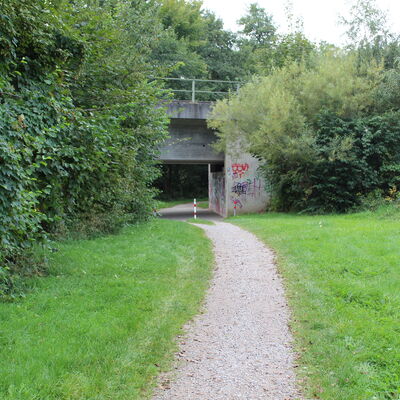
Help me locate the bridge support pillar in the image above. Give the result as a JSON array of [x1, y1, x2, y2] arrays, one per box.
[[209, 152, 269, 217]]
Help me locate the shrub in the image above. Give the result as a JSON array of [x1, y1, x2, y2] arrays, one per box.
[[209, 52, 400, 213], [0, 0, 169, 298]]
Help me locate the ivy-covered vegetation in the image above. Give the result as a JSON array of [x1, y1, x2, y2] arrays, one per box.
[[0, 0, 172, 297], [209, 0, 400, 213]]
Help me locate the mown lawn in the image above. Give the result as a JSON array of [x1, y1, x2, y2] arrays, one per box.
[[156, 198, 207, 209], [186, 218, 214, 225], [0, 220, 213, 400], [231, 209, 400, 400], [197, 201, 209, 209]]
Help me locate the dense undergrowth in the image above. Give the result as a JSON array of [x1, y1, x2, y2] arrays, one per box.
[[232, 205, 400, 400], [209, 1, 400, 214], [0, 0, 169, 297]]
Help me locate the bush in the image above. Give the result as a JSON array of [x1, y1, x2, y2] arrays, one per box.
[[0, 0, 169, 298], [209, 52, 400, 213]]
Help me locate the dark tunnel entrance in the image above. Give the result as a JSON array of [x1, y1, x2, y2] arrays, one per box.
[[155, 164, 209, 201]]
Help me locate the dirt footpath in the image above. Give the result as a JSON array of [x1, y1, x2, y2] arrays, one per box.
[[153, 221, 302, 400]]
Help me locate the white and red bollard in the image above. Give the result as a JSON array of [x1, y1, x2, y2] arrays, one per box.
[[233, 200, 237, 216], [193, 198, 197, 219]]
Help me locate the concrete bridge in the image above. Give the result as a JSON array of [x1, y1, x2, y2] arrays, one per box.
[[160, 101, 223, 164], [159, 100, 269, 217]]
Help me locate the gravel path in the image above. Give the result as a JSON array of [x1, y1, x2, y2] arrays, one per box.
[[153, 221, 301, 400]]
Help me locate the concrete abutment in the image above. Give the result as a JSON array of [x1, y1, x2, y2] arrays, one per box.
[[159, 101, 269, 217]]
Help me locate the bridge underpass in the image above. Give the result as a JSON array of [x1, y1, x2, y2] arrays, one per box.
[[158, 95, 269, 218]]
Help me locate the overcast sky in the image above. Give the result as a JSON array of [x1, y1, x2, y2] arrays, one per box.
[[201, 0, 400, 45]]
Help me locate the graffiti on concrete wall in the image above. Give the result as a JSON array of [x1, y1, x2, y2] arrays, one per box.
[[210, 159, 266, 216], [231, 178, 262, 198], [230, 163, 249, 179], [230, 162, 264, 212]]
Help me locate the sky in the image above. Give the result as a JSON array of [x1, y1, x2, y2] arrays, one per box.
[[201, 0, 400, 45]]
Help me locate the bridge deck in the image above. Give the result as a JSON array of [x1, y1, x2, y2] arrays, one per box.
[[159, 101, 224, 164]]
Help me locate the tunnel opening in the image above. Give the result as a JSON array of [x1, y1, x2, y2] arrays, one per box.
[[155, 163, 210, 201]]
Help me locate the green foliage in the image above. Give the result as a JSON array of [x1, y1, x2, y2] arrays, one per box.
[[209, 52, 395, 212], [235, 3, 315, 76], [301, 111, 400, 212], [150, 30, 208, 81], [238, 3, 276, 47], [0, 0, 169, 297], [254, 32, 316, 74], [153, 0, 209, 82], [340, 0, 390, 49], [340, 0, 400, 71], [151, 0, 247, 100], [151, 0, 314, 87], [374, 66, 400, 111], [158, 0, 205, 42], [197, 11, 247, 81]]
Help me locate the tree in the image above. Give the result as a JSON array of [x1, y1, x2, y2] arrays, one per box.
[[150, 0, 248, 99], [340, 0, 389, 47], [253, 32, 315, 74], [238, 3, 276, 47], [197, 11, 246, 81], [235, 3, 315, 76], [158, 0, 205, 43], [208, 53, 385, 212], [339, 0, 400, 114], [339, 0, 400, 68]]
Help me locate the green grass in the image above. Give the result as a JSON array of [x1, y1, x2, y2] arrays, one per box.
[[156, 198, 207, 209], [186, 218, 214, 225], [197, 201, 209, 209], [231, 210, 400, 400], [0, 220, 213, 400]]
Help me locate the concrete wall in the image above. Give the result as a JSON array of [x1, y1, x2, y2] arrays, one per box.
[[160, 119, 224, 164], [224, 153, 269, 216], [208, 169, 226, 216], [208, 153, 269, 217], [166, 101, 212, 120], [160, 100, 270, 216], [159, 101, 224, 164]]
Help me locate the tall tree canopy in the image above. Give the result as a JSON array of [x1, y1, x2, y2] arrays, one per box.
[[209, 48, 400, 212], [238, 3, 276, 47]]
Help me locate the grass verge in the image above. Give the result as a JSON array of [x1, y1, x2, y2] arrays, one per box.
[[0, 220, 213, 400], [156, 198, 207, 209], [231, 211, 400, 400], [197, 201, 209, 209], [186, 218, 214, 225]]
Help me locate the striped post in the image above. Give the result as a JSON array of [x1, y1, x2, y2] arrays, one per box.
[[233, 200, 237, 217], [194, 198, 197, 219]]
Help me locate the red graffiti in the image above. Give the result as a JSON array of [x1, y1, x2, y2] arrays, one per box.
[[231, 163, 249, 178]]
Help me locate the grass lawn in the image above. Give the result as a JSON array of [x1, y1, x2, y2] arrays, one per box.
[[186, 218, 214, 225], [156, 198, 207, 209], [231, 209, 400, 400], [197, 201, 209, 209], [0, 220, 213, 400]]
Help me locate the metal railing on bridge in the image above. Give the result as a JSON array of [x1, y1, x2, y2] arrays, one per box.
[[150, 77, 244, 102]]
